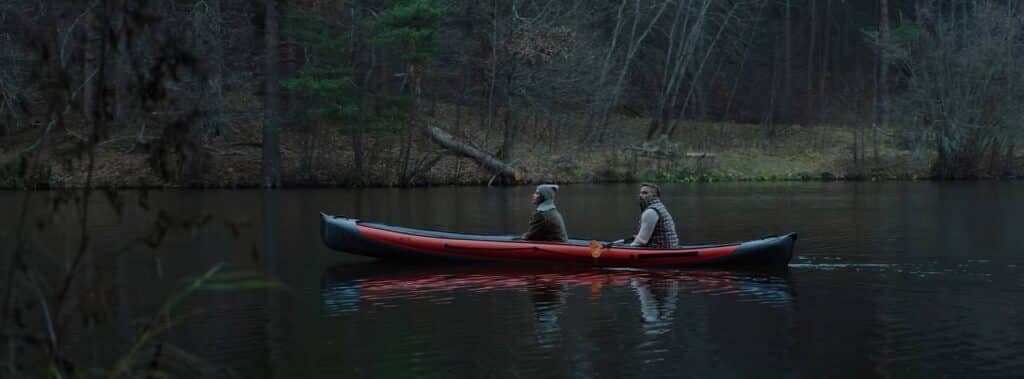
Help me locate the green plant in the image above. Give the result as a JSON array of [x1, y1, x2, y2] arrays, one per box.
[[371, 0, 448, 66], [108, 263, 280, 378]]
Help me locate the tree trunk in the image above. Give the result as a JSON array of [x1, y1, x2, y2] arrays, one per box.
[[308, 122, 318, 176], [819, 0, 831, 121], [262, 0, 282, 188], [807, 0, 817, 121], [399, 121, 413, 184], [426, 126, 519, 181], [113, 0, 129, 128], [83, 7, 100, 134], [400, 59, 424, 184], [283, 1, 302, 115], [853, 124, 860, 169], [988, 141, 1002, 178], [486, 0, 498, 130], [452, 5, 474, 184], [934, 141, 946, 178], [783, 0, 792, 122], [667, 1, 731, 139], [210, 0, 226, 135], [595, 0, 671, 142], [659, 0, 715, 140], [1005, 143, 1016, 177], [193, 0, 225, 134], [501, 93, 514, 161], [724, 0, 769, 119], [875, 0, 890, 164], [352, 126, 364, 183], [764, 35, 781, 146], [646, 0, 689, 140], [586, 0, 628, 138]]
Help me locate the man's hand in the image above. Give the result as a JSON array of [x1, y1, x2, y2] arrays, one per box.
[[604, 237, 634, 248]]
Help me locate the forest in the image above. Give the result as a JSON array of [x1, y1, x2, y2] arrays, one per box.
[[3, 2, 1024, 377], [1, 0, 1022, 188]]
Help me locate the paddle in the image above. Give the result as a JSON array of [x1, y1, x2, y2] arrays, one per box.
[[588, 240, 603, 258], [588, 237, 636, 258]]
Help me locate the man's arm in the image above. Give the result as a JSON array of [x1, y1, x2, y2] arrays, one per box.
[[521, 212, 544, 240], [630, 209, 659, 247]]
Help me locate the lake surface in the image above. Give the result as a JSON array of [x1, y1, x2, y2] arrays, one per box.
[[2, 182, 1023, 378]]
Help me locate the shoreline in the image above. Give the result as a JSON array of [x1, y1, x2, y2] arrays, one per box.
[[3, 174, 1020, 191], [3, 107, 1020, 190]]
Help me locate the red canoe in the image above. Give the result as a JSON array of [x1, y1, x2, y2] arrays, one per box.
[[320, 213, 797, 268]]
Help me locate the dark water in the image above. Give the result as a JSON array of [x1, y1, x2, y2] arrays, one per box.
[[3, 182, 1024, 378]]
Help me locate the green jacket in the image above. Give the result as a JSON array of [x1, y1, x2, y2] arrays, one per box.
[[522, 208, 568, 242]]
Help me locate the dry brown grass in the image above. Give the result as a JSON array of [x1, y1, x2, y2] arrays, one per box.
[[3, 101, 1006, 189]]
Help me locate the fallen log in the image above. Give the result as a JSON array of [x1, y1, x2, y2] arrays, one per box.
[[684, 152, 715, 158], [622, 145, 715, 159], [622, 145, 678, 159], [425, 126, 522, 182]]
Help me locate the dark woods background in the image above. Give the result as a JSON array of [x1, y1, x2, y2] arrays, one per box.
[[1, 0, 1022, 188], [0, 0, 1023, 377]]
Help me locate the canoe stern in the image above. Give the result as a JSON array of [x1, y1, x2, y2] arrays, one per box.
[[726, 233, 797, 267]]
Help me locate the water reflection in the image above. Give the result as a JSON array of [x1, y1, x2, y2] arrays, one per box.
[[6, 183, 1023, 377], [631, 276, 679, 335], [528, 281, 567, 347], [321, 264, 795, 326]]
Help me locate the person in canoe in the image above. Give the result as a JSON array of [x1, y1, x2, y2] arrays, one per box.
[[619, 183, 679, 248], [520, 184, 569, 242]]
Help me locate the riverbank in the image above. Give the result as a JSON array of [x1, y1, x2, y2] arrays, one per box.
[[1, 104, 1020, 189]]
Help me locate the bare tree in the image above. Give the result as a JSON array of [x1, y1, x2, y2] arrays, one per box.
[[190, 0, 226, 135], [584, 0, 627, 135], [818, 0, 832, 121], [783, 0, 792, 121], [263, 0, 282, 188], [82, 4, 100, 135], [642, 0, 755, 140], [896, 1, 1024, 178], [665, 1, 743, 138], [874, 0, 890, 163], [589, 0, 671, 142], [112, 0, 129, 128], [806, 0, 817, 120], [647, 0, 710, 140]]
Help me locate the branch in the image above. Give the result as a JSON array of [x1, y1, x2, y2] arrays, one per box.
[[60, 1, 101, 68]]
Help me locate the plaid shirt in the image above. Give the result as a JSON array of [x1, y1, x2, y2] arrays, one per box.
[[644, 199, 679, 248]]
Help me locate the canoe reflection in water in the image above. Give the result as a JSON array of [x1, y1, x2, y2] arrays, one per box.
[[321, 263, 795, 338]]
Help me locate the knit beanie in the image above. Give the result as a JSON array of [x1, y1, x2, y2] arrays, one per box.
[[536, 184, 559, 201]]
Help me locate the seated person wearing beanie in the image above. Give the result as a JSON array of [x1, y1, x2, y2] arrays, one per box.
[[521, 184, 568, 242]]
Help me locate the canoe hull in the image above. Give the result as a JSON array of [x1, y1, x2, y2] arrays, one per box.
[[320, 213, 796, 268]]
